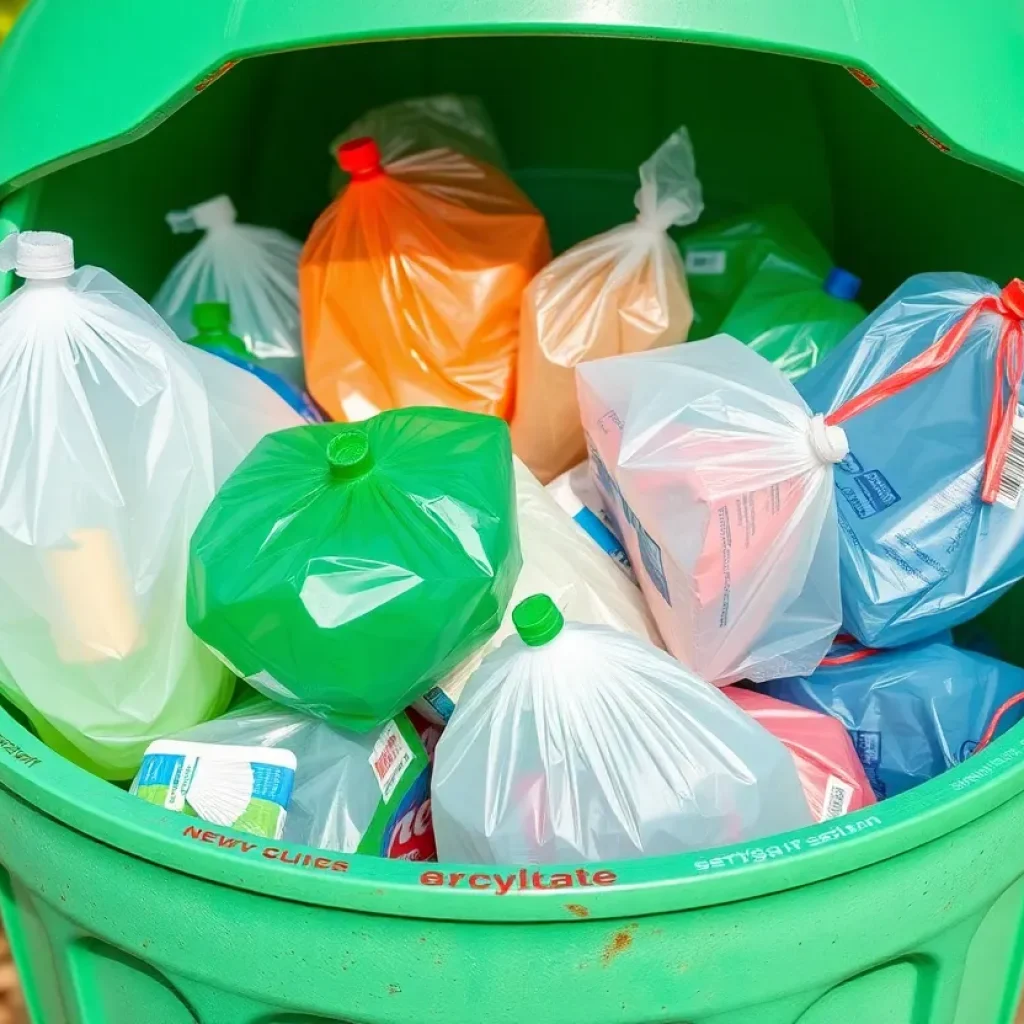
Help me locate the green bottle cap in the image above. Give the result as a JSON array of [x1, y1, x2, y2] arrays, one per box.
[[192, 301, 232, 333], [327, 428, 373, 480], [512, 594, 564, 647]]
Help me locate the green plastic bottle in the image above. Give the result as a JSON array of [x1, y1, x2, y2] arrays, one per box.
[[189, 301, 249, 361], [678, 205, 832, 339], [718, 261, 865, 379], [186, 409, 522, 732]]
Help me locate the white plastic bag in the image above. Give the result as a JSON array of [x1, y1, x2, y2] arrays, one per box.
[[0, 231, 302, 779], [577, 335, 844, 685], [153, 195, 305, 388], [157, 700, 435, 858], [432, 595, 811, 864], [414, 459, 661, 724], [511, 128, 702, 483]]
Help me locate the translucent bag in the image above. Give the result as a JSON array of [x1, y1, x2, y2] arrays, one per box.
[[153, 195, 305, 388], [328, 94, 506, 195], [798, 274, 1024, 647], [547, 461, 635, 582], [0, 231, 302, 779], [763, 638, 1024, 799], [432, 595, 812, 864], [510, 127, 703, 483], [719, 262, 865, 379], [188, 410, 522, 732], [149, 699, 435, 858], [414, 458, 661, 724], [300, 137, 551, 423], [679, 205, 832, 340], [577, 335, 844, 685], [724, 686, 875, 821]]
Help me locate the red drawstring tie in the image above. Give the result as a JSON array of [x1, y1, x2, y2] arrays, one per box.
[[825, 279, 1024, 505], [820, 633, 882, 667]]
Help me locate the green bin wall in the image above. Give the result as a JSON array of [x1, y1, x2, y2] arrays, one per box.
[[3, 19, 1024, 1024]]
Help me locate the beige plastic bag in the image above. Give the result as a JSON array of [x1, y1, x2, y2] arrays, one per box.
[[510, 128, 703, 482]]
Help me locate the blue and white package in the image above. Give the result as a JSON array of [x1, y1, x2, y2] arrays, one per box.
[[798, 273, 1024, 648], [761, 640, 1024, 799]]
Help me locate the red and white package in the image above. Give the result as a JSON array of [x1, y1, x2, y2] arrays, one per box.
[[724, 686, 875, 821]]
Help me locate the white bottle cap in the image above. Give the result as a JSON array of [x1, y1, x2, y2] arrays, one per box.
[[0, 231, 76, 280]]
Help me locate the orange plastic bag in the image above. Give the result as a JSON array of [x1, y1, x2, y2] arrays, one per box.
[[300, 137, 551, 422], [510, 128, 703, 482]]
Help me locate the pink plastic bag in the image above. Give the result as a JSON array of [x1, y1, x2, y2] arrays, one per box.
[[724, 686, 875, 821]]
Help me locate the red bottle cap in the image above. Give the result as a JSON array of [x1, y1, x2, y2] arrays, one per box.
[[337, 137, 383, 180]]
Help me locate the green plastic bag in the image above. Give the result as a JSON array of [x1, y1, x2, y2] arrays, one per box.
[[679, 205, 831, 339], [187, 409, 522, 732], [718, 260, 865, 379]]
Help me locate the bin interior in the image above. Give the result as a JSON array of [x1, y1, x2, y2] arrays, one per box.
[[18, 35, 1024, 317]]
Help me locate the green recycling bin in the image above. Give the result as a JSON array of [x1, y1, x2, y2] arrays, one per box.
[[5, 3, 1024, 1023]]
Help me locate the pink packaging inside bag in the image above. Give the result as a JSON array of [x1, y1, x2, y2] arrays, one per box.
[[724, 686, 875, 821]]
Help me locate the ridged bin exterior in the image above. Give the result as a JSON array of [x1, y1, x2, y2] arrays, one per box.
[[5, 2, 1024, 1022]]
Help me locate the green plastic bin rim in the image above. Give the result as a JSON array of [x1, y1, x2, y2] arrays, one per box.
[[2, 703, 1023, 923], [2, 0, 1024, 197]]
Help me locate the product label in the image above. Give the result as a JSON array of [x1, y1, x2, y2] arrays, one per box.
[[852, 730, 886, 800], [134, 744, 295, 841], [369, 721, 413, 802], [381, 770, 435, 861], [820, 775, 855, 820], [685, 249, 727, 275], [837, 468, 901, 519]]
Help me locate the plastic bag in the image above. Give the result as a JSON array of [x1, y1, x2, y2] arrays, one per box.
[[415, 458, 661, 724], [724, 686, 875, 821], [0, 231, 302, 779], [577, 335, 844, 685], [679, 205, 832, 339], [719, 262, 865, 379], [433, 595, 812, 864], [301, 137, 550, 423], [146, 699, 435, 858], [510, 127, 702, 482], [153, 195, 304, 388], [188, 409, 522, 732], [762, 639, 1024, 798], [798, 274, 1024, 647], [547, 461, 635, 582], [328, 94, 506, 196]]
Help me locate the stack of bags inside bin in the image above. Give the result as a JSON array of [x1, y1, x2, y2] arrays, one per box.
[[3, 95, 1024, 870]]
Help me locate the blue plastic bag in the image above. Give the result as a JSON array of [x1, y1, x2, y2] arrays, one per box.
[[798, 273, 1024, 647], [761, 639, 1024, 799]]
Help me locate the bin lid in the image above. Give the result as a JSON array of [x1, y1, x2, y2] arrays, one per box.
[[1, 0, 1024, 196]]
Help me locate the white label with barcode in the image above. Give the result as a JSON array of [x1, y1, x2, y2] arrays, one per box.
[[685, 249, 727, 275], [820, 775, 855, 821], [369, 720, 413, 802], [995, 411, 1024, 509]]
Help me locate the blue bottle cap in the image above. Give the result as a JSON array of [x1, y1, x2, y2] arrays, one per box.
[[824, 267, 862, 301]]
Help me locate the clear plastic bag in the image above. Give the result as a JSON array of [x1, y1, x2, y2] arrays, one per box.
[[328, 94, 506, 195], [300, 137, 550, 423], [157, 699, 435, 858], [432, 596, 812, 864], [415, 458, 661, 724], [798, 274, 1024, 647], [547, 461, 635, 582], [577, 335, 844, 684], [510, 128, 703, 482], [763, 638, 1024, 799], [0, 231, 302, 779], [153, 195, 305, 388], [724, 686, 875, 821]]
